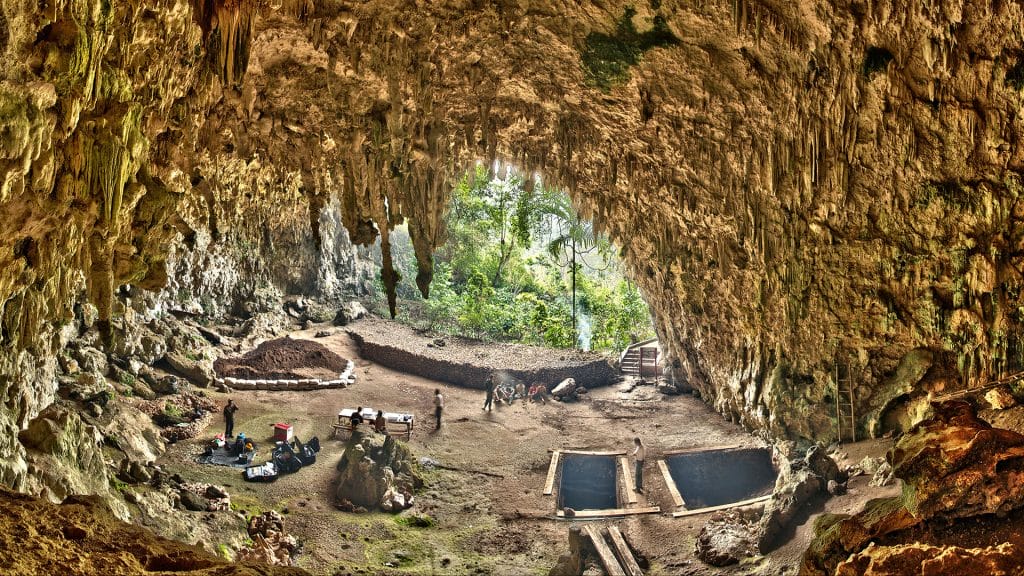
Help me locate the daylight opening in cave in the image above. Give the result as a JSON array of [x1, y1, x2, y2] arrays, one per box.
[[557, 453, 619, 511], [666, 447, 777, 509], [370, 167, 656, 354]]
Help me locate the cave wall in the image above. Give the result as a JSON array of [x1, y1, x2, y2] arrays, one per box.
[[0, 0, 371, 490], [0, 0, 1022, 498]]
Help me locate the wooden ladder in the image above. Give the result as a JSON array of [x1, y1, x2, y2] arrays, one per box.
[[834, 362, 857, 444]]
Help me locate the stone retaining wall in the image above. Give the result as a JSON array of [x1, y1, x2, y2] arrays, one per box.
[[216, 361, 356, 391], [348, 332, 617, 390]]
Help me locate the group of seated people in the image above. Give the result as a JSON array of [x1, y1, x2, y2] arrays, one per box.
[[527, 383, 548, 404], [494, 381, 548, 405], [349, 406, 388, 434]]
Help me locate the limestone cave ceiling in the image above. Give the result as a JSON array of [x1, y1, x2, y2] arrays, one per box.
[[2, 0, 1024, 448]]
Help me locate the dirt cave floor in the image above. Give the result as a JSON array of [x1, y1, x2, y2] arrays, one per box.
[[157, 323, 898, 576]]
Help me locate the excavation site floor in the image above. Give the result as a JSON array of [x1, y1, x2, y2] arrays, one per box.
[[157, 320, 900, 575]]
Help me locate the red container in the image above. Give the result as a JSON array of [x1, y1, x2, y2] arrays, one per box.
[[272, 423, 293, 442]]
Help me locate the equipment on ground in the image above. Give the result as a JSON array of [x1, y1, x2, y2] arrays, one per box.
[[242, 436, 321, 482]]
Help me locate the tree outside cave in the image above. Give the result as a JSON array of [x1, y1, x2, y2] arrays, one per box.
[[370, 166, 655, 352]]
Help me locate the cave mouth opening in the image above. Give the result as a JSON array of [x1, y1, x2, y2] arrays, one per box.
[[666, 447, 777, 509], [374, 166, 656, 353], [557, 453, 619, 511]]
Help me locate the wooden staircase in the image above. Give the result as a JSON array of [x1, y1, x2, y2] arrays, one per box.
[[619, 339, 660, 380]]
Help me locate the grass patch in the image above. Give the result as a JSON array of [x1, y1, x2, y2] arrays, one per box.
[[229, 494, 265, 517], [395, 513, 435, 528], [111, 478, 129, 494]]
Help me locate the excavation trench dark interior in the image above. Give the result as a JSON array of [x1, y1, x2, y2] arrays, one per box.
[[557, 454, 619, 511], [667, 447, 777, 509]]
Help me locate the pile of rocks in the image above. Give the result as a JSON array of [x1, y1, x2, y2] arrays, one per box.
[[236, 511, 299, 566], [133, 392, 218, 442], [177, 483, 231, 512], [695, 509, 762, 567]]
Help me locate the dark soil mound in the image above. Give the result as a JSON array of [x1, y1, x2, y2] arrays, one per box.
[[214, 337, 350, 381]]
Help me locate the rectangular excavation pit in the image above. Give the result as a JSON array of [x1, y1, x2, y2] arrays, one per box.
[[557, 453, 619, 512], [663, 447, 777, 511]]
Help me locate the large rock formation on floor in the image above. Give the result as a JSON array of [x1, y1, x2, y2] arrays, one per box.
[[0, 487, 308, 576], [335, 431, 421, 512], [801, 401, 1024, 575], [758, 444, 844, 552]]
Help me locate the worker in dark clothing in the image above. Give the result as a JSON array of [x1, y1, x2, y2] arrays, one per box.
[[223, 399, 238, 438], [483, 376, 495, 411], [434, 389, 444, 430], [350, 406, 365, 428]]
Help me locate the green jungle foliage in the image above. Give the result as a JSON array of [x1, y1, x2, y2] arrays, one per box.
[[373, 167, 655, 352]]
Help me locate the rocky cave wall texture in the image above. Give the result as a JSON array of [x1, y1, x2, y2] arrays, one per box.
[[1, 0, 1024, 493]]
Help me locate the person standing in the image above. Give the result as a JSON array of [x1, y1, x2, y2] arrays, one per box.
[[483, 376, 495, 411], [434, 388, 444, 429], [223, 399, 238, 438], [631, 437, 646, 493]]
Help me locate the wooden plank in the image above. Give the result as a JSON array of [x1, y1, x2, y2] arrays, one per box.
[[568, 527, 583, 574], [543, 451, 560, 496], [557, 506, 660, 518], [671, 495, 771, 518], [607, 526, 644, 576], [662, 445, 741, 456], [620, 457, 637, 505], [549, 449, 628, 456], [584, 525, 626, 576], [658, 459, 685, 508]]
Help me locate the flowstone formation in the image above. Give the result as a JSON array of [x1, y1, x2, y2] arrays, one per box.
[[801, 401, 1024, 575], [2, 0, 1024, 500]]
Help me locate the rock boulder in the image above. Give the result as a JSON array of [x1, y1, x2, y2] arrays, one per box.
[[335, 432, 420, 511], [801, 401, 1024, 575], [332, 301, 368, 326], [891, 400, 1024, 520]]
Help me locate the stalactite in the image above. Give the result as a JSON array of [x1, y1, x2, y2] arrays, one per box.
[[192, 0, 256, 88]]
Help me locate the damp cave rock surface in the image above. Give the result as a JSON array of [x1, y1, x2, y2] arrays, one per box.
[[0, 0, 1021, 494]]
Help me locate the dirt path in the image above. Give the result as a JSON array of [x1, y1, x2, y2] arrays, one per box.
[[158, 323, 894, 576]]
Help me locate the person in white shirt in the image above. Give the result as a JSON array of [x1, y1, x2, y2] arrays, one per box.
[[434, 389, 444, 430], [631, 437, 646, 493]]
